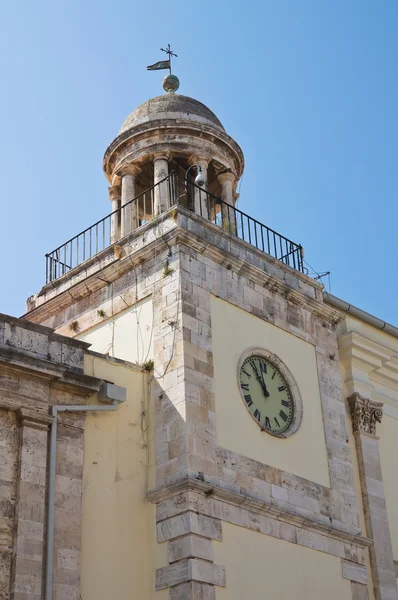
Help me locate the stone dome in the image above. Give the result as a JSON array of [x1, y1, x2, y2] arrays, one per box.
[[119, 94, 225, 135]]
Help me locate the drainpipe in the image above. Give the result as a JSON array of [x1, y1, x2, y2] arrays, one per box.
[[45, 382, 126, 600]]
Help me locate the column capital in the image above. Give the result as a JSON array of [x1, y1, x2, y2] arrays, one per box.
[[347, 392, 383, 436], [189, 154, 210, 167], [108, 185, 121, 202], [153, 152, 171, 162], [217, 172, 235, 185], [120, 163, 141, 177]]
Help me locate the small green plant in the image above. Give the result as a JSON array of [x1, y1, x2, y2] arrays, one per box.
[[97, 309, 106, 318], [142, 359, 154, 372], [69, 320, 79, 333], [170, 207, 178, 222], [163, 258, 174, 277]]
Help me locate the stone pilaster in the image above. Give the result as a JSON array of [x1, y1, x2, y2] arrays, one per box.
[[348, 393, 398, 600], [155, 506, 225, 599], [10, 407, 52, 600]]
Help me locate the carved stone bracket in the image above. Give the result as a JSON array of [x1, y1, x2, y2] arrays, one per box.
[[347, 393, 383, 436]]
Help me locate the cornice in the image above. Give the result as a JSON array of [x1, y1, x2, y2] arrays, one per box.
[[147, 474, 372, 550], [103, 119, 244, 180], [24, 207, 340, 327], [0, 344, 104, 395], [339, 330, 398, 387]]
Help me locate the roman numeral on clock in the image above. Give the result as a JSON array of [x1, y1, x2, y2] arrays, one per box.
[[279, 410, 288, 422], [264, 416, 271, 430], [260, 361, 267, 373], [274, 417, 281, 428], [278, 385, 286, 392], [281, 399, 290, 408], [241, 383, 249, 391], [253, 409, 261, 422], [244, 394, 253, 407]]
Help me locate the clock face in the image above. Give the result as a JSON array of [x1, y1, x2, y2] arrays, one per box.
[[239, 355, 294, 436]]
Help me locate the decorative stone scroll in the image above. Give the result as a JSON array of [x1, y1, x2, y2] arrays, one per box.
[[347, 393, 383, 436]]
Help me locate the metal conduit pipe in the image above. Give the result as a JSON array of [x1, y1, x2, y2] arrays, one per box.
[[323, 291, 398, 338], [45, 383, 126, 600]]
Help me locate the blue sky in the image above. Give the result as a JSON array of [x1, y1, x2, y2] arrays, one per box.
[[0, 1, 397, 323]]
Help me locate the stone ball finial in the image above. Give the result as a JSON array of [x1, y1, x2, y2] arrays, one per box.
[[163, 74, 180, 94]]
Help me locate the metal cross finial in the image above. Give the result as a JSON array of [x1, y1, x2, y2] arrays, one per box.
[[161, 44, 178, 74]]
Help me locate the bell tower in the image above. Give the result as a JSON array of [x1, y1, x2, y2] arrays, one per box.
[[23, 65, 376, 600]]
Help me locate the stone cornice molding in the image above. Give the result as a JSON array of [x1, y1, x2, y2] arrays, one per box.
[[147, 475, 373, 550], [0, 345, 104, 396], [103, 120, 244, 182], [347, 393, 383, 436], [24, 207, 341, 328]]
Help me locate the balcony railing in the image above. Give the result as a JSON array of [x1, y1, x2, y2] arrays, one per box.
[[45, 172, 304, 283]]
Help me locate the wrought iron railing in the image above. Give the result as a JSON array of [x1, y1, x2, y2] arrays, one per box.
[[45, 172, 304, 283], [45, 174, 177, 283], [188, 180, 304, 273]]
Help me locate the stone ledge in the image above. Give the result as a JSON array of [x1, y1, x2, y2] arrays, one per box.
[[148, 474, 372, 550]]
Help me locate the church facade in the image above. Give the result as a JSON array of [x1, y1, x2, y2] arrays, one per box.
[[0, 83, 397, 600]]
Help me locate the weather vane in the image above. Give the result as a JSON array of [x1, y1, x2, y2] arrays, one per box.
[[147, 44, 180, 94]]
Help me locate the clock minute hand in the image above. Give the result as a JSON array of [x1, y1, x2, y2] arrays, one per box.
[[261, 375, 270, 397], [250, 361, 270, 397]]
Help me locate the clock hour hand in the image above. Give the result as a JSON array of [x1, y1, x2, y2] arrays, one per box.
[[261, 375, 270, 397], [250, 361, 270, 397]]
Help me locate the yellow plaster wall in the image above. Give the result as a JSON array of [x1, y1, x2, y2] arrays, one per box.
[[78, 295, 153, 365], [378, 413, 398, 562], [80, 354, 167, 600], [211, 296, 330, 486], [214, 523, 352, 600]]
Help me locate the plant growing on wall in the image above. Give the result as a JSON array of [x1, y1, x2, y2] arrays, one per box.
[[69, 320, 79, 332]]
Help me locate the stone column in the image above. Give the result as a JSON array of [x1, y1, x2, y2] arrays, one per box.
[[153, 154, 170, 215], [348, 393, 398, 600], [190, 156, 209, 219], [108, 185, 121, 243], [11, 408, 52, 599], [217, 172, 237, 234], [120, 164, 140, 237]]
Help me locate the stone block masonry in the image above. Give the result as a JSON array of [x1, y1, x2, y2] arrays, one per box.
[[0, 314, 104, 600], [21, 208, 386, 600]]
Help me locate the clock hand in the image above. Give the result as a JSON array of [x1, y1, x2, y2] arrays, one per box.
[[261, 375, 270, 397], [250, 361, 270, 397]]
